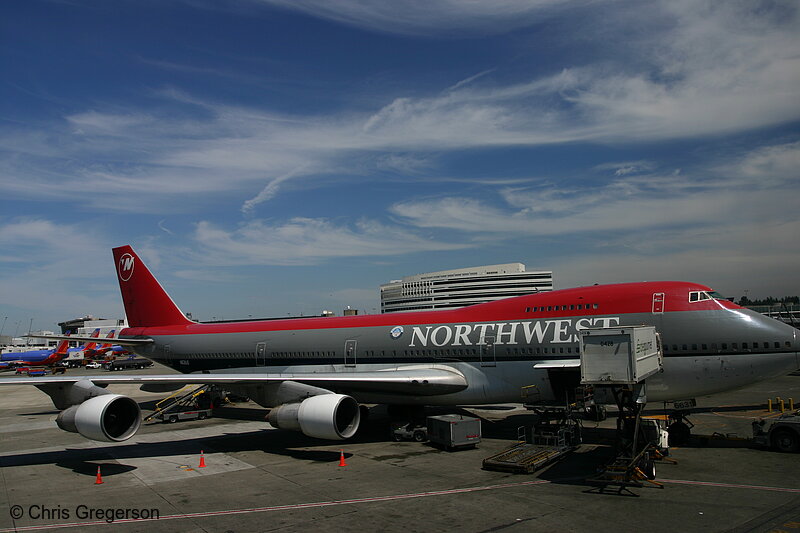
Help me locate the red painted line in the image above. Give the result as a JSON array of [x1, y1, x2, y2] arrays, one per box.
[[0, 479, 553, 531], [5, 477, 798, 531], [660, 478, 800, 493]]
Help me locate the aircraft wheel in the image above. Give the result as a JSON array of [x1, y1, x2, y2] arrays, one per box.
[[667, 421, 691, 446], [772, 429, 800, 453]]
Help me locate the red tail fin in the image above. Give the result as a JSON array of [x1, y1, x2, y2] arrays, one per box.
[[112, 246, 194, 328], [53, 337, 70, 355], [83, 328, 101, 351]]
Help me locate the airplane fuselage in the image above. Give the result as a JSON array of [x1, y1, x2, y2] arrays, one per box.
[[121, 282, 799, 406]]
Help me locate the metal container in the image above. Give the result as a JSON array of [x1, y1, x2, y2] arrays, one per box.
[[426, 414, 481, 449], [579, 326, 663, 385]]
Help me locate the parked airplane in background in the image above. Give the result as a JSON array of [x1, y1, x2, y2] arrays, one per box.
[[0, 338, 71, 371], [83, 330, 117, 359], [64, 328, 100, 358], [2, 245, 797, 447]]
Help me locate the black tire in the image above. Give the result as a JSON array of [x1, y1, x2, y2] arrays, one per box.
[[413, 430, 426, 442], [585, 405, 607, 421], [390, 432, 402, 442], [198, 412, 207, 420], [772, 428, 800, 453], [168, 415, 178, 423], [667, 421, 691, 446], [643, 459, 656, 480]]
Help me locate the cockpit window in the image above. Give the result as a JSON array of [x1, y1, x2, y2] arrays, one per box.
[[689, 290, 724, 303]]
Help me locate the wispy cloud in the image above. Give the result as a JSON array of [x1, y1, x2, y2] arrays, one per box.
[[1, 2, 797, 215], [192, 217, 469, 266], [254, 0, 573, 36], [390, 141, 800, 238]]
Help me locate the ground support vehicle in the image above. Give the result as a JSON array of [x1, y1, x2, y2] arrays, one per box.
[[390, 422, 428, 442], [752, 410, 800, 453], [102, 358, 153, 371], [144, 385, 214, 424]]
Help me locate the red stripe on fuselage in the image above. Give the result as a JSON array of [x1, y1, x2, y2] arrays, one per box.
[[120, 281, 736, 338]]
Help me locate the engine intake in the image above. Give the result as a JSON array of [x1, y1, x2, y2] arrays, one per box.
[[267, 394, 360, 440], [56, 394, 141, 442]]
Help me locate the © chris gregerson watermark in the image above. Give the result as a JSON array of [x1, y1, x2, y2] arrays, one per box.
[[9, 504, 160, 524]]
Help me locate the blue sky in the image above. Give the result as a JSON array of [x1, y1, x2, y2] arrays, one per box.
[[1, 0, 799, 331]]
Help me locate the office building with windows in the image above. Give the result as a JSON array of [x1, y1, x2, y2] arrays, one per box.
[[380, 263, 553, 313]]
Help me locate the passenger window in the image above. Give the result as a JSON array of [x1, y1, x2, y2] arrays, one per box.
[[701, 344, 707, 350], [786, 341, 792, 348], [577, 304, 583, 310], [547, 306, 552, 311], [742, 343, 748, 349], [593, 303, 599, 309], [774, 342, 780, 349], [682, 344, 687, 350], [692, 344, 697, 350], [570, 305, 575, 310], [732, 343, 738, 350], [721, 343, 727, 350], [525, 307, 530, 313], [672, 344, 678, 351], [763, 342, 769, 349]]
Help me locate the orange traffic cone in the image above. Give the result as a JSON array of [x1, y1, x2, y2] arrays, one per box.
[[199, 450, 206, 468], [94, 465, 104, 485], [338, 450, 347, 467]]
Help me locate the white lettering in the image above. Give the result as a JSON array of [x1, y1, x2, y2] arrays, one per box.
[[431, 325, 453, 347], [496, 322, 519, 344], [521, 321, 554, 344], [474, 323, 495, 345], [550, 320, 572, 343], [410, 326, 431, 347], [452, 324, 472, 346]]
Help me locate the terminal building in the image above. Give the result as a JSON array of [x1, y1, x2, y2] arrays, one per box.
[[380, 263, 553, 313]]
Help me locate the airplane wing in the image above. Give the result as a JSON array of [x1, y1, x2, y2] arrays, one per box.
[[24, 334, 153, 346], [0, 366, 468, 396]]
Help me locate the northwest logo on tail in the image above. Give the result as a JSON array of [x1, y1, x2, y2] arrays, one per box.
[[118, 253, 135, 282]]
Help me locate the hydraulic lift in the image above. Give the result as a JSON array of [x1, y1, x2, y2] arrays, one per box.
[[579, 326, 675, 495]]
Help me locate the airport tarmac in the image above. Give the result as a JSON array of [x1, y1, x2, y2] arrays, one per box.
[[1, 364, 798, 533]]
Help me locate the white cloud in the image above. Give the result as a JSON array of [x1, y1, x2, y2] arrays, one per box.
[[192, 217, 469, 266], [0, 1, 797, 215], [254, 0, 573, 36]]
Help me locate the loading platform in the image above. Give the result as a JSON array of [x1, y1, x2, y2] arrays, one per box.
[[483, 417, 581, 474]]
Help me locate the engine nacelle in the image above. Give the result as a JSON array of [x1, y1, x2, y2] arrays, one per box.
[[56, 394, 141, 442], [267, 394, 360, 440]]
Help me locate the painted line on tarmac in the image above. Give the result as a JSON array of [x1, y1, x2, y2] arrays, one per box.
[[660, 478, 800, 493], [5, 477, 800, 531], [2, 479, 555, 531]]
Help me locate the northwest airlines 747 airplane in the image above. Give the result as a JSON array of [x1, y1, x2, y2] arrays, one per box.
[[3, 245, 798, 446]]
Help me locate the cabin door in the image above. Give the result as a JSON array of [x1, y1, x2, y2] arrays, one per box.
[[256, 342, 267, 366], [344, 340, 357, 367], [652, 293, 665, 314], [480, 336, 496, 367]]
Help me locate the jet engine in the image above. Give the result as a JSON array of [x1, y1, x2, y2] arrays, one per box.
[[267, 393, 360, 440], [56, 394, 141, 442]]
